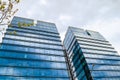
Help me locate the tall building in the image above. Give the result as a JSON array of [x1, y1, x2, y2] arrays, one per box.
[[63, 27, 120, 80], [0, 17, 70, 80]]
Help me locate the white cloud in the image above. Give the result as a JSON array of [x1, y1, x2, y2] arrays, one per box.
[[59, 15, 72, 21], [39, 0, 48, 5]]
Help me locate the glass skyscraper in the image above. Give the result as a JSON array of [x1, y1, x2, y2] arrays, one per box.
[[0, 16, 70, 80], [63, 27, 120, 80]]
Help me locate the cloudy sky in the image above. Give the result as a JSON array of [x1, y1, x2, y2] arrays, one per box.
[[14, 0, 120, 53]]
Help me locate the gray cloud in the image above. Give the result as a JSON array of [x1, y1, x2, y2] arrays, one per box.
[[15, 0, 120, 53]]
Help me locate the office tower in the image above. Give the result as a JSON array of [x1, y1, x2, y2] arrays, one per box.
[[0, 16, 70, 80], [63, 27, 120, 80]]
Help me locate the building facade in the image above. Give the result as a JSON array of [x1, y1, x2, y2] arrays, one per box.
[[63, 27, 120, 80], [0, 17, 70, 80]]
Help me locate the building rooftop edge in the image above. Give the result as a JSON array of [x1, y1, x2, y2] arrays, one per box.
[[13, 16, 56, 25], [68, 26, 99, 33]]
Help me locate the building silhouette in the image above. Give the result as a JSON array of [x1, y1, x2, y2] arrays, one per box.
[[0, 16, 120, 80], [63, 27, 120, 80], [0, 17, 70, 80]]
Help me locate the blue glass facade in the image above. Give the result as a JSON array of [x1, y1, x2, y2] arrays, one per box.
[[0, 17, 70, 80], [63, 27, 120, 80]]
